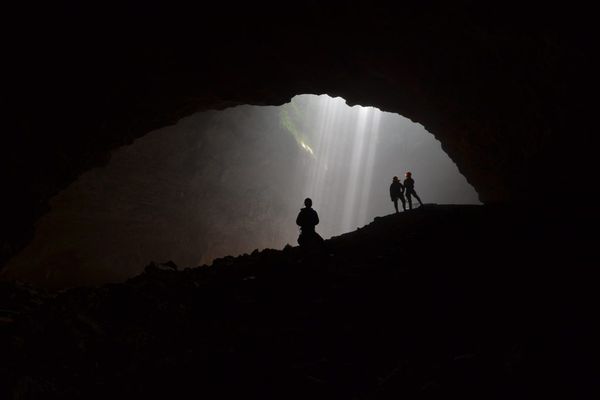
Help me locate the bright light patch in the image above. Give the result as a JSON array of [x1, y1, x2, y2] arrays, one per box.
[[284, 95, 385, 237], [300, 141, 314, 155]]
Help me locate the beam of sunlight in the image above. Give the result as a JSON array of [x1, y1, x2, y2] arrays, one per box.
[[357, 110, 381, 226], [287, 94, 479, 240], [288, 95, 385, 238], [341, 106, 372, 233]]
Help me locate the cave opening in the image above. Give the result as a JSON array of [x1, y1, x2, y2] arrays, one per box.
[[1, 4, 594, 396], [3, 95, 479, 289]]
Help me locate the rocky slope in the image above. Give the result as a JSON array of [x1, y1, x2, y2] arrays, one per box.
[[0, 205, 593, 399]]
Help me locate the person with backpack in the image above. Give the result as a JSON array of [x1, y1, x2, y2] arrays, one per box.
[[296, 197, 324, 249], [389, 176, 406, 213], [403, 171, 423, 210]]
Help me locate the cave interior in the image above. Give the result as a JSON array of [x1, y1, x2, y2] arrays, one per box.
[[0, 2, 597, 398]]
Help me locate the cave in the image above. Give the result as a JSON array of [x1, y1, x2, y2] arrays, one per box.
[[3, 94, 479, 288], [0, 3, 595, 398], [2, 3, 597, 268]]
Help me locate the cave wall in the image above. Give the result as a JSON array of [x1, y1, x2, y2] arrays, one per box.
[[2, 3, 596, 270]]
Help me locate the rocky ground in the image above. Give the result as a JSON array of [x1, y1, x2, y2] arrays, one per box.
[[0, 205, 594, 399]]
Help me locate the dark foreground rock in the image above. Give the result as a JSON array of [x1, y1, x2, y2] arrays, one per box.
[[0, 205, 595, 399]]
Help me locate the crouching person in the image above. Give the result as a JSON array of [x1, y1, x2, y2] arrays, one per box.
[[296, 198, 325, 251]]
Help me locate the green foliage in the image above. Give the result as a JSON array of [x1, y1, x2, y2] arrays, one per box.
[[279, 98, 315, 157]]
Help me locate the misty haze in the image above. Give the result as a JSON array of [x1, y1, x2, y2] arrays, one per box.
[[3, 94, 479, 288]]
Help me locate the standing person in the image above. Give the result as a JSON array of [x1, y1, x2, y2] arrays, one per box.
[[389, 176, 406, 213], [403, 171, 423, 209], [296, 198, 324, 248]]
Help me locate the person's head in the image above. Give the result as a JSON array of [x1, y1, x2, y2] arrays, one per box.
[[393, 176, 399, 182], [405, 171, 412, 178], [304, 198, 312, 208]]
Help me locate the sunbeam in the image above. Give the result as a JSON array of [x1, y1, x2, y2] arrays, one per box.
[[284, 94, 478, 239]]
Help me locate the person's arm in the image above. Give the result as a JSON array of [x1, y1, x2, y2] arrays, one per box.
[[314, 210, 319, 226], [296, 210, 303, 226]]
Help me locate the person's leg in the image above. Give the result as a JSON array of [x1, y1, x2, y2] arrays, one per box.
[[413, 191, 423, 206], [400, 194, 406, 211], [393, 198, 399, 213], [406, 191, 413, 209]]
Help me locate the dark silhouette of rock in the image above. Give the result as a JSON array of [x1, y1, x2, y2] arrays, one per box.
[[145, 260, 179, 273], [0, 205, 593, 399]]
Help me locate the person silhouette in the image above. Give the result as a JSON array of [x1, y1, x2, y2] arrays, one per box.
[[296, 198, 324, 248], [389, 176, 406, 213], [403, 171, 423, 209]]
